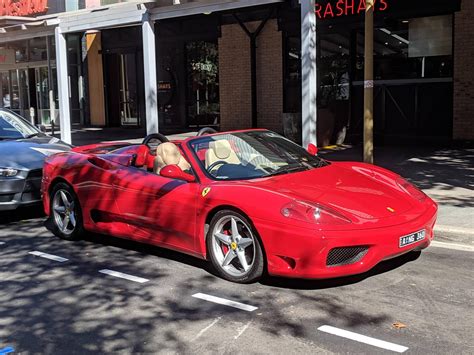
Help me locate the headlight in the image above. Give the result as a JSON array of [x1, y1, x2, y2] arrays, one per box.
[[396, 177, 426, 201], [0, 168, 19, 177], [281, 200, 352, 225]]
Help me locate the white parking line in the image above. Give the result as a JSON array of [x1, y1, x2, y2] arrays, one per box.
[[192, 293, 258, 312], [318, 325, 408, 353], [431, 241, 474, 252], [191, 317, 221, 341], [99, 269, 149, 284], [234, 321, 252, 340], [28, 251, 69, 263]]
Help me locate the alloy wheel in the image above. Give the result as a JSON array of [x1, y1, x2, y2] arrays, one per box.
[[52, 189, 77, 236], [211, 215, 256, 278]]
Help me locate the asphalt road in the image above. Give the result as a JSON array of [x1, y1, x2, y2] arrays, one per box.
[[0, 207, 473, 354]]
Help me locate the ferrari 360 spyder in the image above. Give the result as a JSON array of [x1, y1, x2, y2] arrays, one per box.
[[42, 129, 437, 283]]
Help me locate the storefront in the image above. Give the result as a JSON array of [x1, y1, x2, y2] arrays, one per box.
[[0, 0, 472, 145], [280, 0, 462, 145]]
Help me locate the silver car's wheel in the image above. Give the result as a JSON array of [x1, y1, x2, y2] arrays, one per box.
[[50, 182, 84, 241], [207, 210, 264, 283]]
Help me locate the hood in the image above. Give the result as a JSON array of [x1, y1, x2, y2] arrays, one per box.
[[0, 135, 71, 170], [249, 163, 415, 220]]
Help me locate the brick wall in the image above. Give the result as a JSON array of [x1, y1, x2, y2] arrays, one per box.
[[219, 19, 283, 133], [453, 0, 474, 140]]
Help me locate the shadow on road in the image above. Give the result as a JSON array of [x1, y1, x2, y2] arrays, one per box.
[[0, 206, 45, 225]]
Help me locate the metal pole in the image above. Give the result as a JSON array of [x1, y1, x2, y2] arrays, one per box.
[[250, 36, 258, 128], [142, 16, 159, 135], [55, 27, 72, 144], [364, 0, 374, 164], [301, 0, 317, 149]]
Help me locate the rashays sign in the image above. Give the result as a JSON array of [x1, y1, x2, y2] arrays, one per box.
[[315, 0, 389, 19], [0, 0, 48, 17]]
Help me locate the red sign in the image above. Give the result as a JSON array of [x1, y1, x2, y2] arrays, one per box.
[[0, 0, 48, 17], [315, 0, 389, 19]]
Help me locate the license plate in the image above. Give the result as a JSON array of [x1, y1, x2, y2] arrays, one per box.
[[399, 230, 426, 248]]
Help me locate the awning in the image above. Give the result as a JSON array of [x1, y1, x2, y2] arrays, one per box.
[[149, 0, 284, 21]]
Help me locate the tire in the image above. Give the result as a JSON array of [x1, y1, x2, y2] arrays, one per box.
[[206, 210, 264, 283], [50, 182, 84, 241]]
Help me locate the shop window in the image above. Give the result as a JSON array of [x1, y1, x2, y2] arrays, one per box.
[[283, 35, 301, 113], [7, 41, 28, 63], [355, 15, 453, 81], [29, 37, 48, 62], [186, 41, 220, 128]]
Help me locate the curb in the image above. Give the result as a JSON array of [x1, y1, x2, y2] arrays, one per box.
[[434, 225, 474, 246]]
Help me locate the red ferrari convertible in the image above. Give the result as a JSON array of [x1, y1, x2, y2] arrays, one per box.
[[42, 129, 437, 283]]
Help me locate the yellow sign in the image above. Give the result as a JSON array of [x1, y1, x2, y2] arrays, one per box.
[[202, 187, 211, 197]]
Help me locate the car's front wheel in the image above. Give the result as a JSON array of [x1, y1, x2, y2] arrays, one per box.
[[207, 210, 264, 283], [50, 182, 84, 241]]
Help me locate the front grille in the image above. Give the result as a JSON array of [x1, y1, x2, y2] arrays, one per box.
[[327, 246, 369, 267]]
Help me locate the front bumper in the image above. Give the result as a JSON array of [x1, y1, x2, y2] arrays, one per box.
[[0, 170, 42, 211], [254, 203, 437, 279]]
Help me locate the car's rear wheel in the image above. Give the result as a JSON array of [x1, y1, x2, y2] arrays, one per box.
[[207, 210, 264, 283], [50, 182, 84, 241]]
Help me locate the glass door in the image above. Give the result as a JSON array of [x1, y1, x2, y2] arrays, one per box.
[[119, 53, 139, 126], [185, 41, 220, 128], [10, 69, 30, 119], [0, 72, 10, 109], [35, 67, 52, 125]]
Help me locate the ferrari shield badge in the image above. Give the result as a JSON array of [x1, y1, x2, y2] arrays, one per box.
[[387, 207, 395, 213], [202, 187, 211, 197]]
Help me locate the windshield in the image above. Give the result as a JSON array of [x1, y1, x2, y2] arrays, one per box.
[[0, 110, 38, 140], [190, 131, 329, 180]]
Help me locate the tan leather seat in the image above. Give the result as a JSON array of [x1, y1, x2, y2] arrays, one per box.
[[154, 142, 191, 174], [205, 140, 240, 168]]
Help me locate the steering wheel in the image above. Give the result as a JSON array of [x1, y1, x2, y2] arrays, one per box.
[[142, 133, 169, 151], [197, 127, 218, 136], [208, 160, 229, 173]]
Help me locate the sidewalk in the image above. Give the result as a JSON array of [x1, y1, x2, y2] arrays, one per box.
[[319, 144, 474, 244], [68, 128, 473, 243]]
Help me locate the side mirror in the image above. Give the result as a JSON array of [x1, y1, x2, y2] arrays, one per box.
[[307, 143, 318, 156], [37, 124, 47, 133], [160, 164, 195, 183]]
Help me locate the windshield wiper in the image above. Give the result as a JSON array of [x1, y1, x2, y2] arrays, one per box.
[[265, 164, 308, 177], [25, 133, 41, 139]]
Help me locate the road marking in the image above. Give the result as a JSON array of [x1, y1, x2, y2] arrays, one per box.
[[431, 241, 474, 252], [191, 317, 221, 341], [192, 293, 258, 312], [99, 269, 149, 284], [28, 251, 68, 263], [318, 325, 408, 353], [234, 321, 252, 340]]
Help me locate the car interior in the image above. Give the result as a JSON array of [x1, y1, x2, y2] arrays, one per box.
[[115, 142, 191, 176]]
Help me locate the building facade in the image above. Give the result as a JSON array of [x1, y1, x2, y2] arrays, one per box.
[[0, 0, 472, 145]]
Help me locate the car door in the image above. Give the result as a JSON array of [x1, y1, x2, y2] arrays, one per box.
[[113, 166, 199, 254], [74, 155, 123, 236]]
